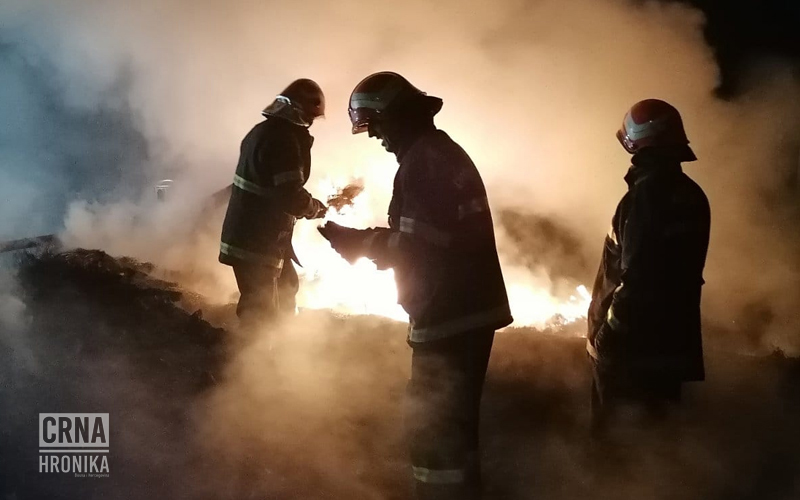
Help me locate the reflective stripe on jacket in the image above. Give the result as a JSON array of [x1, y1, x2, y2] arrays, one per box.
[[219, 117, 315, 272], [363, 129, 513, 341]]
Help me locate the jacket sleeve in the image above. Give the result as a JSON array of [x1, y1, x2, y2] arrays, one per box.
[[361, 152, 457, 269], [361, 227, 403, 270], [606, 184, 656, 332], [252, 130, 316, 218], [587, 236, 615, 337]]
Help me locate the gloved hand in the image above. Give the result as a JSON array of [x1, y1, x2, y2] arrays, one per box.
[[303, 198, 328, 220], [317, 221, 370, 264], [594, 320, 626, 361]]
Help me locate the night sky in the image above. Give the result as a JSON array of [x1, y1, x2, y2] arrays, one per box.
[[675, 0, 800, 96]]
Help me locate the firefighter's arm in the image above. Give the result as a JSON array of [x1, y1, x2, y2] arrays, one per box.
[[319, 150, 453, 266], [587, 244, 613, 339], [254, 133, 326, 219], [606, 186, 655, 333], [316, 197, 443, 270], [372, 169, 460, 271], [361, 228, 405, 269], [318, 222, 391, 265]]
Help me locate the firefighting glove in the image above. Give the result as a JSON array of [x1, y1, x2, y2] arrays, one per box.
[[317, 221, 370, 264], [594, 320, 626, 361], [303, 198, 328, 220]]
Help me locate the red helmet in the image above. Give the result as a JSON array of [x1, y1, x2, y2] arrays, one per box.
[[282, 79, 325, 119], [617, 99, 696, 161], [348, 72, 443, 134]]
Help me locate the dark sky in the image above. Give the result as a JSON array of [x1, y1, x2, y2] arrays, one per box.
[[674, 0, 800, 96]]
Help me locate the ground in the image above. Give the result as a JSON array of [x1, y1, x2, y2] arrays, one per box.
[[1, 250, 799, 500]]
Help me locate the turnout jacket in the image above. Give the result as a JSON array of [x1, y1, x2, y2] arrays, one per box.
[[363, 129, 513, 342], [219, 117, 317, 276], [586, 158, 710, 381]]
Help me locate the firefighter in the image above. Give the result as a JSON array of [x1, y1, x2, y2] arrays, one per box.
[[219, 79, 328, 328], [318, 72, 513, 500], [586, 99, 711, 432]]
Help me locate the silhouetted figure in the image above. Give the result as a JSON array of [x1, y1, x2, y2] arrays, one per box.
[[319, 72, 512, 500], [219, 79, 327, 328], [586, 99, 710, 432]]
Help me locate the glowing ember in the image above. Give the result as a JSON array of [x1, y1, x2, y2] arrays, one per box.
[[326, 180, 365, 212]]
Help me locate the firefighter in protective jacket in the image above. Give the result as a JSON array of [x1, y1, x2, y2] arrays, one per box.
[[319, 72, 512, 500], [220, 79, 327, 326], [587, 99, 710, 430]]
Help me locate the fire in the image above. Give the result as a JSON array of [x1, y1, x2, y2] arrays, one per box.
[[290, 177, 592, 329], [292, 177, 408, 322]]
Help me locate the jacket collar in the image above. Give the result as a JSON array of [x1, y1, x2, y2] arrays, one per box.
[[625, 153, 683, 187], [396, 126, 439, 163]]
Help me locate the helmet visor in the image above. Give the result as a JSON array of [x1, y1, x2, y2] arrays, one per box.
[[349, 107, 378, 135]]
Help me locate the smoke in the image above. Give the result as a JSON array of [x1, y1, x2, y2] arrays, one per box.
[[2, 0, 798, 341], [0, 36, 150, 240], [2, 0, 798, 342], [0, 266, 37, 374], [4, 250, 800, 499], [1, 3, 800, 496], [192, 312, 411, 499]]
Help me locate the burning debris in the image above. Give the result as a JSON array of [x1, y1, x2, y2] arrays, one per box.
[[326, 180, 365, 212], [2, 249, 800, 499], [0, 250, 800, 500]]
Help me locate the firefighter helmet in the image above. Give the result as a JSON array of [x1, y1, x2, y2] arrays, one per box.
[[262, 78, 325, 127], [348, 72, 443, 134], [617, 99, 696, 161]]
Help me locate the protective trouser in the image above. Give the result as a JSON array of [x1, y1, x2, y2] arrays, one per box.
[[589, 355, 682, 435], [232, 260, 299, 328], [406, 329, 494, 500]]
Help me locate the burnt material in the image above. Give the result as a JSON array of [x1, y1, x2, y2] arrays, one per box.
[[0, 234, 60, 254]]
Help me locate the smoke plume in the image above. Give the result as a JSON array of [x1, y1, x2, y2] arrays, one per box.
[[1, 3, 800, 497], [2, 0, 798, 346]]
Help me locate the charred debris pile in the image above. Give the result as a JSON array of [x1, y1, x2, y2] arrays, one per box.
[[14, 249, 227, 386], [3, 249, 800, 499], [0, 249, 233, 499]]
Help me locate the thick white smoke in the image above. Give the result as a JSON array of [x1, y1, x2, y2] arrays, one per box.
[[0, 268, 37, 374], [1, 0, 799, 346], [3, 3, 800, 499]]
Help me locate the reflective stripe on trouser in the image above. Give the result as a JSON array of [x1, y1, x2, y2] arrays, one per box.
[[220, 242, 284, 270], [409, 305, 512, 343], [412, 466, 467, 485], [407, 330, 494, 500]]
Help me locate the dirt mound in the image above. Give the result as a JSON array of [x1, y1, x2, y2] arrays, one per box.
[[1, 249, 226, 499], [2, 249, 800, 500]]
